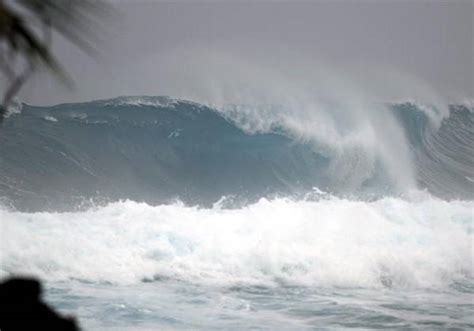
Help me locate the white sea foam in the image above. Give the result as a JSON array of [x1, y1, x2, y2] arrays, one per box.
[[1, 195, 472, 288], [102, 96, 180, 108], [43, 116, 58, 122]]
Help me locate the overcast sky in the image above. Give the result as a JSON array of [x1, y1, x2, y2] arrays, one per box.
[[20, 0, 473, 106]]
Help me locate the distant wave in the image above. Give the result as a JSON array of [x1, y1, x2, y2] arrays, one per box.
[[0, 96, 472, 211]]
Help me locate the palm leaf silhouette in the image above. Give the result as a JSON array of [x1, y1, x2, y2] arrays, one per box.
[[0, 0, 107, 122]]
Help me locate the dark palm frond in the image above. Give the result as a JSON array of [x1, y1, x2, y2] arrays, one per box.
[[0, 1, 69, 121], [18, 0, 108, 55], [0, 0, 109, 123]]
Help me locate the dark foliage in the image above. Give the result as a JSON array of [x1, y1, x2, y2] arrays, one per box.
[[0, 0, 107, 123]]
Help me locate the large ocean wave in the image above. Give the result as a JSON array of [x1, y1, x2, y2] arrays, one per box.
[[0, 96, 472, 211]]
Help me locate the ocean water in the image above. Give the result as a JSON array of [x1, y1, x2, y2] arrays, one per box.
[[0, 96, 473, 329]]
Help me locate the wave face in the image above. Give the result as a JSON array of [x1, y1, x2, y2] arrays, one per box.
[[0, 96, 472, 211]]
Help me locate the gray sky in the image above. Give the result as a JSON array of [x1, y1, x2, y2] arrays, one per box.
[[21, 0, 473, 106]]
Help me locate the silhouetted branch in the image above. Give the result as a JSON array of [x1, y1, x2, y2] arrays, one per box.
[[0, 0, 108, 123]]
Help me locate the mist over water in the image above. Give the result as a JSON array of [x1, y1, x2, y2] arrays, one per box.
[[142, 49, 463, 193]]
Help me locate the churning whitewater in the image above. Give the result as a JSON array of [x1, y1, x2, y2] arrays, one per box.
[[0, 96, 473, 329], [1, 195, 473, 289]]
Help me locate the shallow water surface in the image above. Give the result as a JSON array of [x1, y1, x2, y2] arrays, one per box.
[[45, 280, 474, 330]]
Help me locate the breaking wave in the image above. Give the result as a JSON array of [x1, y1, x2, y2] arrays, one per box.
[[0, 96, 472, 211]]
